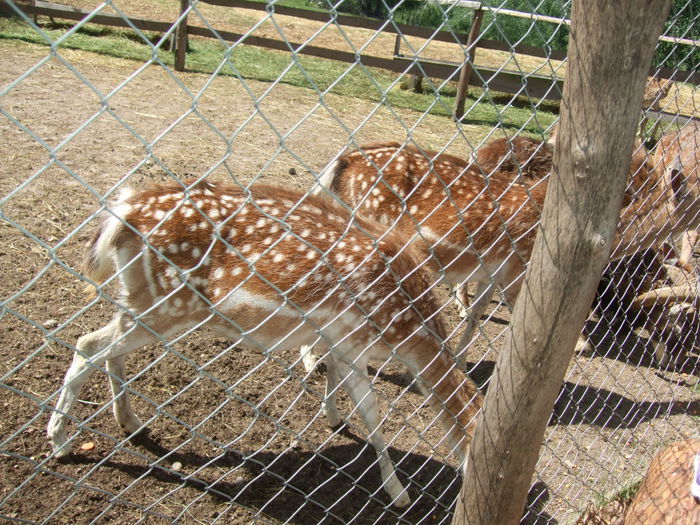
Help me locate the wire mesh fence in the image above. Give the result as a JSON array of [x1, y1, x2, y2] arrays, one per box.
[[0, 0, 698, 523]]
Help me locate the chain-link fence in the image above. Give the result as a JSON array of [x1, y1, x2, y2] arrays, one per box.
[[0, 0, 698, 523]]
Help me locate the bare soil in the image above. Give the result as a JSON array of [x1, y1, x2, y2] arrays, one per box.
[[1, 19, 699, 525]]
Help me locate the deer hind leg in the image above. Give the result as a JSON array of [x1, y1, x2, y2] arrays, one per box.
[[455, 279, 496, 361], [337, 358, 411, 508], [322, 354, 343, 428], [299, 341, 342, 427], [106, 353, 143, 437], [47, 314, 158, 458], [455, 263, 529, 359]]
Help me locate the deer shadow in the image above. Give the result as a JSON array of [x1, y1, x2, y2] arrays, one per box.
[[445, 354, 696, 431], [576, 317, 699, 379], [63, 425, 555, 524], [551, 381, 698, 428]]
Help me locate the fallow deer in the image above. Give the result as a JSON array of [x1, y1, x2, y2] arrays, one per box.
[[549, 123, 653, 206], [310, 138, 699, 368], [473, 135, 553, 181], [46, 180, 483, 508], [312, 137, 555, 324], [652, 121, 700, 271]]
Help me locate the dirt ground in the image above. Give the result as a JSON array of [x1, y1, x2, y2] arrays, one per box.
[[1, 14, 699, 525]]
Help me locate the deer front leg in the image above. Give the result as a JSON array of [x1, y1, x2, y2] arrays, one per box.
[[455, 279, 496, 361], [299, 344, 318, 374], [47, 316, 156, 457], [451, 283, 470, 319]]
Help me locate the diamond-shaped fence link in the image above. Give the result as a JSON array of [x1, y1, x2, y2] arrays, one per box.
[[0, 0, 698, 523]]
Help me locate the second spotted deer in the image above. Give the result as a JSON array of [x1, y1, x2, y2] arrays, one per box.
[[652, 121, 700, 271], [310, 138, 700, 368]]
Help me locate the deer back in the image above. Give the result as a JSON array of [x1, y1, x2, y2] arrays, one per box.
[[474, 136, 552, 181], [614, 125, 700, 256], [653, 122, 700, 228], [86, 180, 449, 355], [654, 121, 700, 179], [321, 143, 549, 282]]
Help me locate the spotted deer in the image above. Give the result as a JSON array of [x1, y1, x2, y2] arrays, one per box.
[[310, 141, 549, 365], [310, 138, 700, 368], [46, 181, 483, 508], [314, 138, 554, 325], [652, 121, 700, 271], [472, 135, 553, 181]]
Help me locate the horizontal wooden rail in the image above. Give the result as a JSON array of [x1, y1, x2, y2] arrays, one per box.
[[4, 0, 173, 33], [202, 0, 571, 62], [188, 23, 565, 103], [392, 55, 564, 101], [186, 24, 402, 72], [203, 0, 471, 44]]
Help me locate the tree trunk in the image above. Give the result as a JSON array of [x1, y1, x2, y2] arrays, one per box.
[[452, 2, 673, 524]]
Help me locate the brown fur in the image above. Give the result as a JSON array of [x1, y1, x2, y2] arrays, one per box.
[[653, 121, 700, 179], [651, 122, 700, 268], [52, 180, 483, 500], [318, 138, 700, 357], [474, 136, 553, 181]]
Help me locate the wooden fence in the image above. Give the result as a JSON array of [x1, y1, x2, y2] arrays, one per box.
[[2, 0, 698, 119]]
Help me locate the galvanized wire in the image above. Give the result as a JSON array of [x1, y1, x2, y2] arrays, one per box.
[[0, 0, 698, 524]]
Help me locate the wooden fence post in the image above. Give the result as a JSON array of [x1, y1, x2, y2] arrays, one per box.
[[394, 31, 424, 93], [454, 7, 484, 121], [451, 1, 673, 524], [174, 0, 189, 72]]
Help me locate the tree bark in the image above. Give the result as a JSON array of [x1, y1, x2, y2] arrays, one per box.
[[452, 2, 672, 524]]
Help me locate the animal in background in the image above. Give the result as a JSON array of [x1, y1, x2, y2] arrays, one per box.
[[653, 121, 700, 271], [309, 132, 698, 366]]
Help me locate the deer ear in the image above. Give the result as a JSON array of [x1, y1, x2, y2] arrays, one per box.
[[667, 159, 686, 202]]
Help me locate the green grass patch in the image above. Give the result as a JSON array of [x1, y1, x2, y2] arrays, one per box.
[[0, 15, 557, 134]]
